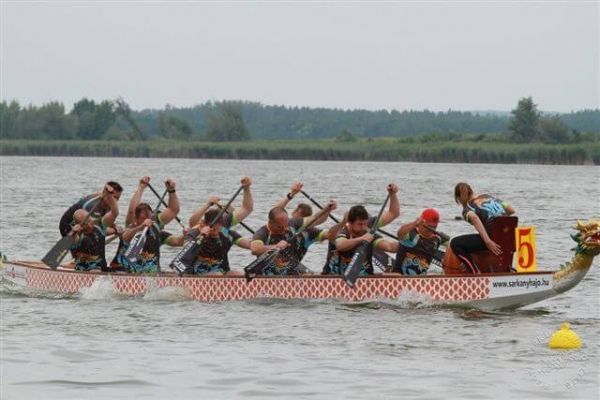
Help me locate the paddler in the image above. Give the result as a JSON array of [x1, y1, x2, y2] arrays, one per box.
[[275, 181, 349, 258], [250, 199, 339, 275], [322, 183, 400, 276], [451, 182, 516, 273], [112, 179, 183, 273], [375, 208, 449, 275], [108, 175, 151, 269], [70, 185, 119, 272], [59, 181, 123, 237], [183, 177, 254, 275]]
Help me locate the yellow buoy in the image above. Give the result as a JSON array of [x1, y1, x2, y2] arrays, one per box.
[[548, 323, 582, 349]]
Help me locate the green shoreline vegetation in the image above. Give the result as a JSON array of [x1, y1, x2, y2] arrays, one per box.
[[1, 96, 598, 164], [1, 138, 598, 165]]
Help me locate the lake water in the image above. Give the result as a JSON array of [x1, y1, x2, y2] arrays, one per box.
[[1, 156, 598, 399]]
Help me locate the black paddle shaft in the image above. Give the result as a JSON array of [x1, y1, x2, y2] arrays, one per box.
[[300, 190, 398, 240], [210, 185, 244, 228], [215, 203, 255, 234], [421, 224, 450, 242], [150, 189, 170, 220], [281, 200, 335, 245]]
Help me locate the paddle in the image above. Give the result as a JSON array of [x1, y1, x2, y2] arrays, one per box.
[[170, 185, 244, 275], [105, 234, 119, 245], [379, 224, 449, 272], [123, 189, 169, 264], [244, 203, 334, 282], [300, 190, 398, 241], [300, 190, 393, 273], [420, 224, 449, 263], [342, 192, 392, 288], [214, 202, 255, 234], [220, 208, 315, 273], [146, 183, 186, 229], [42, 192, 108, 269], [422, 224, 451, 242]]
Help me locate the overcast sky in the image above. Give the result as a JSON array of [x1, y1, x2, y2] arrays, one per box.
[[1, 1, 598, 113]]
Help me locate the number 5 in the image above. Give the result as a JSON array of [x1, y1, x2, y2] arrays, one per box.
[[515, 227, 537, 272]]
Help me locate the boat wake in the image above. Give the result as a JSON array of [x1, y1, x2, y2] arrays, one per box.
[[1, 275, 191, 302], [142, 279, 191, 301], [0, 279, 78, 300], [340, 290, 438, 310], [80, 277, 192, 301], [79, 276, 124, 300]]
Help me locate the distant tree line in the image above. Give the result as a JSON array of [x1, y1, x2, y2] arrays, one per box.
[[1, 97, 598, 143], [2, 138, 597, 165]]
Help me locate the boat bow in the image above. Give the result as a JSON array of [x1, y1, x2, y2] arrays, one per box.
[[552, 219, 600, 294]]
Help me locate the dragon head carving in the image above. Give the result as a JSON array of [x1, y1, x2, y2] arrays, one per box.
[[571, 219, 600, 256]]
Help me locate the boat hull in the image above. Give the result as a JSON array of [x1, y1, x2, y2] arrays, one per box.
[[2, 261, 560, 310]]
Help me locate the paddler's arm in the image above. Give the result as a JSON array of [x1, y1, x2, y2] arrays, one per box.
[[234, 177, 254, 223], [397, 216, 424, 239], [158, 179, 180, 226], [503, 202, 516, 216], [336, 233, 373, 252], [322, 211, 348, 241], [375, 239, 398, 253], [164, 234, 186, 247], [189, 196, 220, 227], [274, 182, 303, 209], [235, 238, 252, 250], [305, 199, 337, 228], [379, 183, 400, 226], [250, 240, 289, 256], [70, 223, 83, 243], [126, 176, 149, 226], [101, 186, 120, 228], [122, 219, 153, 242], [106, 226, 122, 237]]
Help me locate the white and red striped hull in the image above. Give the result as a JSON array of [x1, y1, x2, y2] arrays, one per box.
[[1, 261, 572, 311]]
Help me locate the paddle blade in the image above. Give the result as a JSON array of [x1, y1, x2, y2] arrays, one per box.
[[244, 249, 280, 282], [373, 249, 395, 273], [123, 228, 148, 264], [42, 235, 74, 269], [293, 262, 312, 275], [431, 250, 446, 267], [170, 239, 203, 276], [342, 243, 367, 288]]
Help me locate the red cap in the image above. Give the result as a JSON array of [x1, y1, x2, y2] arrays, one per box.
[[421, 208, 440, 224]]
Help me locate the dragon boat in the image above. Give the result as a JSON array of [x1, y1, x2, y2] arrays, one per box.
[[2, 219, 598, 311]]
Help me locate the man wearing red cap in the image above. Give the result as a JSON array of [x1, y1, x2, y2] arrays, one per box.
[[377, 208, 448, 275]]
